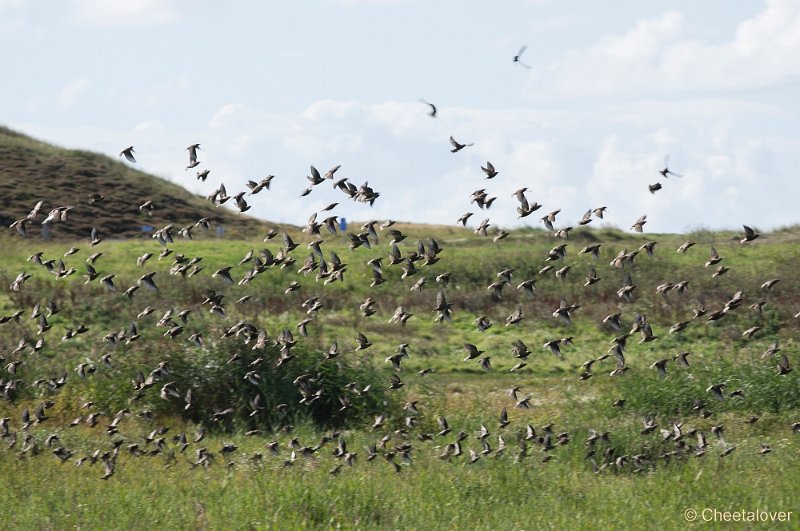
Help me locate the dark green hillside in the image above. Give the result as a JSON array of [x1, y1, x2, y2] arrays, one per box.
[[0, 126, 274, 240]]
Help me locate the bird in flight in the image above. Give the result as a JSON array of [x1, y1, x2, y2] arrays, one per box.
[[659, 154, 683, 178], [513, 45, 532, 69], [186, 143, 201, 170], [419, 99, 437, 118], [481, 161, 498, 179], [119, 146, 136, 163], [740, 225, 760, 244], [450, 136, 473, 153], [631, 215, 647, 233], [187, 144, 200, 163]]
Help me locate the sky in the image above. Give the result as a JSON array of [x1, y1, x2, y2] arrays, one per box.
[[1, 0, 799, 234]]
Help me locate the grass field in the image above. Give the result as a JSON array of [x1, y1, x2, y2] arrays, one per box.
[[0, 210, 798, 528]]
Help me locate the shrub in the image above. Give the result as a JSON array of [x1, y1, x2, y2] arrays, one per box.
[[617, 358, 800, 416], [13, 328, 394, 432]]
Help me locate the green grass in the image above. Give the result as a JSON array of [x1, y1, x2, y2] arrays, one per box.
[[2, 451, 796, 529], [1, 398, 797, 529], [1, 188, 799, 528]]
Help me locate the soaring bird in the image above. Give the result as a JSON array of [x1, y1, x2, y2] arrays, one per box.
[[212, 267, 234, 284], [187, 144, 201, 164], [419, 99, 437, 118], [543, 339, 562, 359], [659, 154, 683, 178], [516, 279, 536, 298], [579, 243, 602, 259], [248, 175, 274, 195], [505, 307, 524, 326], [513, 45, 532, 69], [449, 136, 473, 153], [481, 161, 498, 179], [712, 265, 730, 278], [777, 354, 792, 375], [119, 146, 136, 163], [100, 274, 116, 292], [705, 246, 723, 267], [584, 266, 601, 286], [740, 225, 760, 244], [650, 359, 669, 378], [673, 352, 691, 367], [137, 272, 158, 292], [89, 227, 102, 246], [437, 416, 451, 437], [603, 313, 623, 332], [139, 200, 155, 216], [631, 215, 647, 233], [463, 343, 484, 361], [707, 383, 726, 401], [233, 192, 250, 213]]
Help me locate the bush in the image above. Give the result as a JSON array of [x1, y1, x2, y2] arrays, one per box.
[[617, 358, 800, 416], [13, 326, 394, 432]]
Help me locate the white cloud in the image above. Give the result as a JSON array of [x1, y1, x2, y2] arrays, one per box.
[[529, 0, 800, 99], [648, 128, 679, 147], [208, 104, 253, 129], [137, 77, 191, 109], [70, 0, 179, 26], [0, 0, 24, 13], [58, 79, 90, 108], [0, 0, 33, 31], [13, 89, 800, 234], [133, 120, 164, 133]]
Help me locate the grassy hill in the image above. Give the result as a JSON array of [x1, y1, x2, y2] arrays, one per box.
[[0, 125, 273, 240]]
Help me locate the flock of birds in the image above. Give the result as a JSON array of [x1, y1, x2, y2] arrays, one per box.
[[2, 47, 798, 480]]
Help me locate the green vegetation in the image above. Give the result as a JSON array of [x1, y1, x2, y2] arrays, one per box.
[[0, 226, 797, 529], [0, 127, 797, 529], [3, 432, 797, 529], [0, 126, 272, 240]]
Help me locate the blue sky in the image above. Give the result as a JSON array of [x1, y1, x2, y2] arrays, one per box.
[[2, 0, 799, 233]]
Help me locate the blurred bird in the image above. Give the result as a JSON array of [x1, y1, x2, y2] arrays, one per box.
[[119, 146, 136, 163], [419, 99, 437, 118], [513, 45, 532, 69], [449, 136, 473, 153]]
